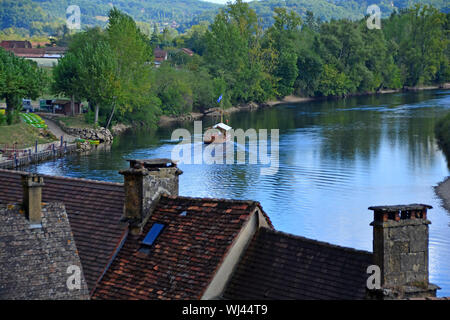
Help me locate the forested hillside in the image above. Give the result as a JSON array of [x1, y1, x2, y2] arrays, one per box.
[[251, 0, 450, 28], [0, 0, 220, 38], [1, 0, 449, 39]]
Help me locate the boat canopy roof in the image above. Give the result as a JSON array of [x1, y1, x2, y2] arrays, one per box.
[[213, 123, 232, 131]]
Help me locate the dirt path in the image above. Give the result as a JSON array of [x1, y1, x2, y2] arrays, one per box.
[[44, 117, 77, 143], [435, 177, 450, 213]]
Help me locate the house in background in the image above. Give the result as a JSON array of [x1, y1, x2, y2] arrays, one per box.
[[154, 48, 168, 67], [46, 99, 82, 115], [181, 48, 194, 56], [1, 42, 68, 67], [0, 40, 32, 49], [0, 159, 443, 300]]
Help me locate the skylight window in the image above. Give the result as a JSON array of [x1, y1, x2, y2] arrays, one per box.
[[142, 223, 165, 246]]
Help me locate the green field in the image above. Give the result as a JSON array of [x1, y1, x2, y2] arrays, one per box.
[[58, 115, 94, 129]]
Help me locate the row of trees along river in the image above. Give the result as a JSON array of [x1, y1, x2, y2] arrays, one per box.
[[0, 1, 449, 129]]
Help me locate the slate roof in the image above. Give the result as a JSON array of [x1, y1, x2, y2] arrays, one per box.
[[0, 169, 127, 293], [223, 227, 373, 300], [92, 195, 273, 300], [0, 202, 89, 299]]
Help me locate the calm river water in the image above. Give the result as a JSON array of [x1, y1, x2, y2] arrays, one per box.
[[30, 90, 450, 296]]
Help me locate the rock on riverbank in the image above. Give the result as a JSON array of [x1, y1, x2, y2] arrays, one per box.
[[66, 127, 114, 143]]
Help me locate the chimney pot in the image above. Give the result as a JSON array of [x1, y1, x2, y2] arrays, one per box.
[[21, 173, 45, 225]]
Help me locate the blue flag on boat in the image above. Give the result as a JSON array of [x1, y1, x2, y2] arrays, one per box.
[[217, 95, 223, 103]]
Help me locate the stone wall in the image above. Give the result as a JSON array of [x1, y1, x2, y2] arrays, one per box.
[[40, 114, 113, 143], [120, 163, 181, 234], [65, 127, 113, 143], [373, 219, 430, 288]]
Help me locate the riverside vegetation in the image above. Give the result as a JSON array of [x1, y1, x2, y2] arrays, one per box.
[[0, 1, 449, 131]]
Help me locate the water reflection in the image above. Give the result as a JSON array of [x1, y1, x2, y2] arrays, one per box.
[[29, 90, 450, 296]]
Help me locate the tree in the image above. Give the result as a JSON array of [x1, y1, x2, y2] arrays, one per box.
[[105, 7, 155, 126], [53, 8, 159, 128], [398, 5, 448, 85], [264, 8, 302, 97], [0, 48, 47, 124], [52, 52, 81, 116], [150, 23, 160, 49], [318, 64, 352, 97], [204, 0, 272, 104]]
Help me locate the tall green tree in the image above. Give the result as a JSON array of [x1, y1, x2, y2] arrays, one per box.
[[264, 8, 302, 97], [204, 0, 273, 104], [105, 7, 155, 126], [52, 52, 81, 116], [384, 4, 449, 86], [0, 48, 47, 124]]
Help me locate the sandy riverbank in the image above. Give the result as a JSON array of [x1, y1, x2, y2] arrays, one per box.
[[157, 95, 314, 127], [436, 177, 450, 213], [265, 95, 315, 106]]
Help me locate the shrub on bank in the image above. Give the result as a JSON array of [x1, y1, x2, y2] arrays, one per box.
[[436, 113, 450, 161]]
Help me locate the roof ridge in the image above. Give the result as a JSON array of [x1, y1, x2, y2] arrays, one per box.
[[162, 195, 260, 206], [0, 169, 123, 187], [259, 227, 373, 256]]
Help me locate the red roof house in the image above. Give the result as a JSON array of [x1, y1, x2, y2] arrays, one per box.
[[153, 48, 167, 66]]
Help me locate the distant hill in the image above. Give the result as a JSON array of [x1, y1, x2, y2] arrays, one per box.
[[192, 0, 450, 29], [250, 0, 450, 28], [0, 0, 220, 37], [0, 0, 448, 38]]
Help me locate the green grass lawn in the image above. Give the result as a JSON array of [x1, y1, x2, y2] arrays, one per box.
[[0, 122, 57, 149], [58, 115, 94, 129]]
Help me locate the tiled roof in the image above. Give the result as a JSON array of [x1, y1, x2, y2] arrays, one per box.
[[0, 169, 127, 293], [181, 48, 194, 56], [0, 40, 32, 49], [5, 48, 45, 58], [223, 227, 373, 300], [0, 202, 89, 299], [92, 195, 273, 300]]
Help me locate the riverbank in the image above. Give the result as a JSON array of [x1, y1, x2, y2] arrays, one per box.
[[157, 84, 450, 127], [0, 122, 56, 149], [436, 178, 450, 213]]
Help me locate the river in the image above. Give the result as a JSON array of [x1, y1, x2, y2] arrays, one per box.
[[30, 89, 450, 297]]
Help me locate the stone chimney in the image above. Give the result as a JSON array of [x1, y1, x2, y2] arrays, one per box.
[[367, 204, 440, 299], [21, 173, 45, 226], [119, 159, 183, 234]]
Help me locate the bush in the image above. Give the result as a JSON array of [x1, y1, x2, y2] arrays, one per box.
[[0, 112, 6, 126], [436, 113, 450, 163]]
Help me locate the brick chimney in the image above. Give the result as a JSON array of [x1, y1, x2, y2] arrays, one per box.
[[119, 159, 182, 234], [367, 204, 440, 299], [21, 173, 45, 226]]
